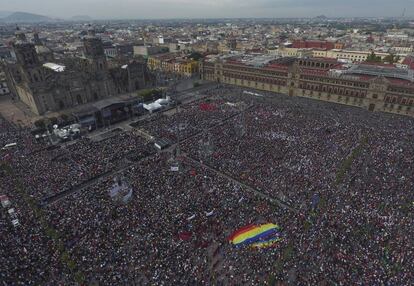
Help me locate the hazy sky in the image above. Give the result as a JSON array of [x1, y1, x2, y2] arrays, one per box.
[[2, 0, 414, 19]]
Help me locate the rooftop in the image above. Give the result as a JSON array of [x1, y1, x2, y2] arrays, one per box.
[[42, 63, 65, 72], [341, 64, 414, 82]]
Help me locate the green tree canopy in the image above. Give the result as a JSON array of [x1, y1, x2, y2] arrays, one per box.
[[188, 52, 203, 61], [366, 51, 382, 63], [383, 54, 400, 64]]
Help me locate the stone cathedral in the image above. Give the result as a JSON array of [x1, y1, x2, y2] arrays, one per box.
[[2, 28, 152, 115]]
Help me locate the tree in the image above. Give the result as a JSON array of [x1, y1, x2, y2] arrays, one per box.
[[34, 119, 46, 129], [366, 51, 382, 63], [49, 117, 58, 126], [188, 52, 203, 61], [60, 114, 69, 122], [383, 54, 400, 64], [140, 90, 153, 102], [138, 88, 163, 102]]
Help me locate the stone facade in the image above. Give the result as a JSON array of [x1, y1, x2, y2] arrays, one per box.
[[200, 58, 414, 117], [2, 29, 152, 115]]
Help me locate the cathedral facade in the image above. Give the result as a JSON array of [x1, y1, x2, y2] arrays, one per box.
[[2, 29, 152, 115]]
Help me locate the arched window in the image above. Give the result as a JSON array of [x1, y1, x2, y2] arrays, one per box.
[[59, 100, 65, 109], [77, 94, 83, 104]]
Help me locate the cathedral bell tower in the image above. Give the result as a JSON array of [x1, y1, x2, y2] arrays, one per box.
[[12, 27, 44, 85], [13, 28, 40, 67], [83, 26, 107, 78]]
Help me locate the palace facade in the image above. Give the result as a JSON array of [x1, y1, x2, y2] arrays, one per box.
[[200, 56, 414, 117]]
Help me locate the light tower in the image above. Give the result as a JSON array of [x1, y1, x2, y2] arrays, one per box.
[[199, 128, 214, 159], [168, 72, 184, 172], [235, 108, 247, 138]]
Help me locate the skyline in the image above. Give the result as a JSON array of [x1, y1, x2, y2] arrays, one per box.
[[1, 0, 414, 20]]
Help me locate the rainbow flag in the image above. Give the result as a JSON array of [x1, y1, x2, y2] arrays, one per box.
[[228, 223, 282, 249]]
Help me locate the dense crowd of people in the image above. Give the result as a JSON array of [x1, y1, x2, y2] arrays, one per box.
[[1, 85, 413, 285], [137, 92, 244, 141], [7, 130, 153, 200], [1, 116, 71, 285]]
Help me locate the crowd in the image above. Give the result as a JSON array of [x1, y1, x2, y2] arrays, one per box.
[[137, 91, 244, 141], [1, 85, 414, 285], [8, 131, 153, 200], [1, 116, 71, 285], [43, 154, 292, 285]]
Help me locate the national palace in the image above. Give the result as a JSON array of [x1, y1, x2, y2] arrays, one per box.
[[200, 54, 414, 117]]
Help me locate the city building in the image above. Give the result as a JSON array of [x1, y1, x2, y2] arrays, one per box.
[[269, 47, 314, 58], [148, 53, 199, 77], [292, 40, 343, 50], [2, 28, 152, 115], [133, 45, 168, 58], [312, 49, 404, 63], [0, 44, 12, 60], [200, 55, 414, 117], [103, 43, 118, 58]]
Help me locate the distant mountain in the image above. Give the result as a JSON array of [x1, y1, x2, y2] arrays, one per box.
[[0, 12, 57, 23], [0, 11, 13, 18], [71, 15, 93, 21]]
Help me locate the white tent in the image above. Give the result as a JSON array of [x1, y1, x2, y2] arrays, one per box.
[[143, 102, 163, 112], [155, 98, 169, 106]]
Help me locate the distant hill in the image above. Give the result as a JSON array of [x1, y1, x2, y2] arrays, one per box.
[[0, 12, 57, 23], [71, 15, 93, 21], [0, 11, 13, 18]]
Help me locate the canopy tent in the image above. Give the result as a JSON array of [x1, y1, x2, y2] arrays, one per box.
[[143, 102, 163, 112]]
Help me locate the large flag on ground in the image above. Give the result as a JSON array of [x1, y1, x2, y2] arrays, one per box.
[[228, 223, 282, 249]]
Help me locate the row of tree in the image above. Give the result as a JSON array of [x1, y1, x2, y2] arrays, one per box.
[[366, 51, 401, 64]]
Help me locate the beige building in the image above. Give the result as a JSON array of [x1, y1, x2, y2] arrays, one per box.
[[147, 53, 199, 77], [313, 49, 406, 63], [268, 47, 314, 58]]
